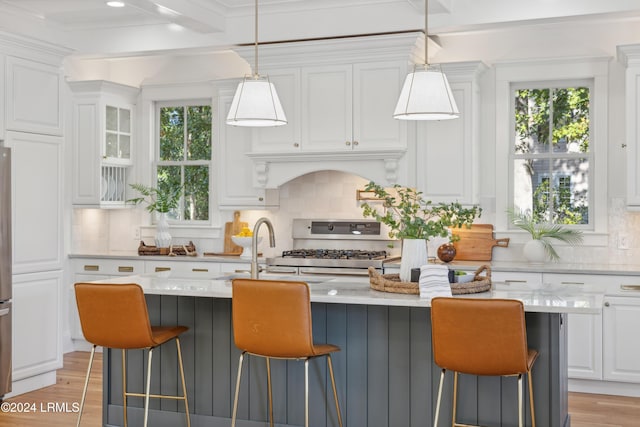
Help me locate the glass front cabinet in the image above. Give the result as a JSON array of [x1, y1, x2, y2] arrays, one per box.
[[69, 80, 139, 207]]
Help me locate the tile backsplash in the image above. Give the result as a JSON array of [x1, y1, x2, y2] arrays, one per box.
[[72, 171, 640, 264]]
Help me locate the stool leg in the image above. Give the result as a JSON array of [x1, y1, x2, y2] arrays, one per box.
[[266, 357, 274, 427], [122, 349, 127, 427], [327, 355, 343, 427], [304, 358, 309, 427], [175, 338, 191, 427], [434, 368, 446, 427], [143, 348, 154, 427], [76, 344, 96, 427], [517, 373, 523, 427], [528, 370, 536, 427], [451, 371, 459, 427], [231, 352, 245, 427]]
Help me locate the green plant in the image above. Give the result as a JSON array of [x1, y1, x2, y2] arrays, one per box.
[[360, 182, 481, 241], [127, 182, 183, 214], [507, 208, 583, 261]]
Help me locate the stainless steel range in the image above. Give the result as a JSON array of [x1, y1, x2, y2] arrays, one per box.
[[266, 219, 400, 276]]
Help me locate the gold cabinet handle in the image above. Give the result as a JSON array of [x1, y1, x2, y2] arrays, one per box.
[[621, 285, 640, 291], [353, 140, 359, 146], [560, 281, 584, 285], [293, 142, 299, 147], [84, 265, 99, 272], [155, 267, 171, 272], [345, 141, 351, 146], [118, 266, 134, 273], [192, 268, 208, 272]]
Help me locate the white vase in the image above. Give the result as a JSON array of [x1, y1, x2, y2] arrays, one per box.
[[400, 239, 428, 282], [523, 239, 547, 263], [155, 212, 172, 248]]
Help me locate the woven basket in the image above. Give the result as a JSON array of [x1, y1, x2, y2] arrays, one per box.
[[368, 265, 492, 295]]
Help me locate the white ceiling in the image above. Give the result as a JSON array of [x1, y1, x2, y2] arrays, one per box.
[[1, 0, 640, 57]]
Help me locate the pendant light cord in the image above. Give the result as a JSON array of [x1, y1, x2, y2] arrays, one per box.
[[254, 0, 259, 78], [424, 0, 429, 66]]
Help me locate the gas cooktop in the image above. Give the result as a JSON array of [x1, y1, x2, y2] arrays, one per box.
[[281, 249, 389, 260]]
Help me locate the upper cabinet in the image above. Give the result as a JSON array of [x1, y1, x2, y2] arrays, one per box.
[[5, 56, 63, 136], [252, 61, 406, 154], [415, 61, 486, 205], [618, 45, 640, 208], [69, 80, 139, 207], [232, 33, 418, 188]]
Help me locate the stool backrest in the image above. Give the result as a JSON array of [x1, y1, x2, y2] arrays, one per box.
[[431, 297, 529, 376], [75, 283, 156, 349], [232, 279, 316, 358]]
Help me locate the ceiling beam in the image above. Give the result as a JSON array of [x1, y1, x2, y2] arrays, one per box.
[[125, 0, 225, 33]]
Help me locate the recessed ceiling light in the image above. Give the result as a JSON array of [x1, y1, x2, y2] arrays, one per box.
[[106, 1, 125, 7]]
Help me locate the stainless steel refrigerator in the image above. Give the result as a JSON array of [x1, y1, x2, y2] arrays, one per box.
[[0, 146, 11, 399]]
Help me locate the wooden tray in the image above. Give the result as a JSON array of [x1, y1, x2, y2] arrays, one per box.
[[368, 265, 492, 295], [138, 240, 197, 256]]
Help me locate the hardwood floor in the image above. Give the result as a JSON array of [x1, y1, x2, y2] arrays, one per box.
[[2, 351, 640, 426]]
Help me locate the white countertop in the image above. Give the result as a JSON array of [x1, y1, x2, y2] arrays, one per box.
[[85, 272, 604, 314]]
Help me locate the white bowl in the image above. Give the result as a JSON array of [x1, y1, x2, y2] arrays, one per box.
[[455, 274, 475, 283], [231, 236, 262, 259]]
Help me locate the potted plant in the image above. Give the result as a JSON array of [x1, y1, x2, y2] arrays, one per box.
[[507, 208, 583, 263], [128, 182, 183, 248], [360, 182, 481, 281]]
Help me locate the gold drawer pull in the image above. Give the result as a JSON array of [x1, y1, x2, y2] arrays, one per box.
[[118, 266, 134, 273], [192, 268, 208, 272], [155, 267, 171, 272], [84, 265, 99, 272], [621, 285, 640, 291], [560, 281, 584, 285], [504, 280, 527, 284]]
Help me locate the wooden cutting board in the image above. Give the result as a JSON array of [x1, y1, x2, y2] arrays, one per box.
[[221, 211, 248, 255], [450, 224, 510, 261]]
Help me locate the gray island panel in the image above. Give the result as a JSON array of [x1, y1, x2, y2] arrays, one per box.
[[102, 295, 569, 427]]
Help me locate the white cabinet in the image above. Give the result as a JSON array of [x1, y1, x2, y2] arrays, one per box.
[[252, 61, 406, 153], [5, 56, 63, 136], [618, 45, 640, 207], [144, 260, 219, 275], [69, 80, 138, 207], [416, 62, 485, 204], [216, 86, 279, 209], [491, 271, 543, 288], [603, 296, 640, 383], [12, 271, 63, 383], [6, 131, 63, 275]]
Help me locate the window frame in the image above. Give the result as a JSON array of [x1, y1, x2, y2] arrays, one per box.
[[154, 99, 212, 225], [509, 80, 593, 230], [138, 83, 220, 238], [494, 57, 609, 245]]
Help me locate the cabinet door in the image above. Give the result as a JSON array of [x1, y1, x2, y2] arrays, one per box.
[[73, 101, 101, 205], [567, 312, 603, 380], [603, 296, 640, 382], [217, 90, 278, 209], [416, 81, 475, 204], [12, 270, 63, 381], [6, 131, 63, 274], [353, 62, 406, 150], [252, 69, 301, 152], [5, 56, 62, 136], [301, 65, 352, 151]]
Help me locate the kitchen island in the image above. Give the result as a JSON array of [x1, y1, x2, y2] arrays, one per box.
[[87, 273, 603, 427]]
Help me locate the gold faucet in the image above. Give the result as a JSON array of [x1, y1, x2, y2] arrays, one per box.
[[251, 217, 276, 279]]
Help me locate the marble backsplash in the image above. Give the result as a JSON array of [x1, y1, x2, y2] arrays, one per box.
[[71, 171, 640, 264]]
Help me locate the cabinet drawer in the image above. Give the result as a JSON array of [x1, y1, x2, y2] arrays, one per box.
[[491, 271, 543, 288], [75, 259, 144, 276], [144, 261, 219, 275]]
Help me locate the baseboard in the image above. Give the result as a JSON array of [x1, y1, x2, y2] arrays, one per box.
[[569, 378, 640, 397], [5, 371, 57, 398]]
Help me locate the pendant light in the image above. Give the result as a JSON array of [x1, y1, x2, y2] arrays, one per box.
[[393, 0, 459, 120], [226, 0, 287, 127]]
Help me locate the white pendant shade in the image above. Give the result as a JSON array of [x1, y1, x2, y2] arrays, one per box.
[[226, 76, 287, 127], [394, 65, 459, 121]]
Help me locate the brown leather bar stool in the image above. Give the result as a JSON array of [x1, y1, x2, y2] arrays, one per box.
[[431, 297, 538, 427], [74, 283, 190, 427], [231, 278, 343, 427]]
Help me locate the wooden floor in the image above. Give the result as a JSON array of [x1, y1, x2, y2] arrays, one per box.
[[2, 352, 640, 426]]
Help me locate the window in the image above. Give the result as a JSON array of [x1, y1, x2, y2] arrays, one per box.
[[495, 57, 608, 240], [156, 100, 212, 222], [511, 84, 591, 226]]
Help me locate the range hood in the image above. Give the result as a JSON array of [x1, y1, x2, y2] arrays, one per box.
[[247, 149, 407, 189]]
